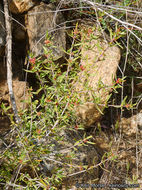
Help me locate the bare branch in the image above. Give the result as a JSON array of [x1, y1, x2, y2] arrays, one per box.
[[81, 0, 142, 44], [3, 0, 20, 123]]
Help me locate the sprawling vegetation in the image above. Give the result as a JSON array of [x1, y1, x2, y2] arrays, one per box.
[[0, 0, 142, 189]]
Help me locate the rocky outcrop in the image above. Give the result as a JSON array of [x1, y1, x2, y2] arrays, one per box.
[[8, 0, 36, 14], [0, 2, 6, 56], [25, 3, 66, 60], [73, 23, 121, 127]]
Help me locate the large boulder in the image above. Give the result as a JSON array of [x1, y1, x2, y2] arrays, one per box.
[[0, 3, 6, 56], [25, 3, 66, 60], [8, 0, 36, 14], [73, 23, 121, 127]]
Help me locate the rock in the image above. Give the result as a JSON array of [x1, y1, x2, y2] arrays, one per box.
[[0, 80, 29, 111], [12, 15, 27, 74], [8, 0, 36, 14], [73, 23, 121, 127], [121, 111, 142, 137], [94, 131, 112, 152], [0, 80, 29, 135], [25, 3, 66, 59], [93, 125, 142, 188], [37, 129, 99, 188], [12, 21, 26, 41], [136, 112, 142, 129], [0, 3, 6, 56], [135, 82, 142, 93], [0, 116, 11, 136], [0, 61, 7, 81]]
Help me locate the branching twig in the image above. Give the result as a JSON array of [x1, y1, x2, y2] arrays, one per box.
[[3, 0, 20, 123], [81, 0, 142, 44]]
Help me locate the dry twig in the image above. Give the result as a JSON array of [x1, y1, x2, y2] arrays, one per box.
[[3, 0, 20, 123]]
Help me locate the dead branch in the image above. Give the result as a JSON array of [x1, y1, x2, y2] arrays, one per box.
[[3, 0, 20, 123]]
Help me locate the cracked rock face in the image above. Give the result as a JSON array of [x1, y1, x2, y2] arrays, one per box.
[[73, 23, 121, 127]]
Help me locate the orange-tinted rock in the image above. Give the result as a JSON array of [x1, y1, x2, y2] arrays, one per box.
[[8, 0, 36, 14], [0, 80, 29, 111]]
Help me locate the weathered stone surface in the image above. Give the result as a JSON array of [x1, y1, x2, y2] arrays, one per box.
[[26, 3, 66, 59], [8, 0, 36, 14], [0, 80, 25, 135], [0, 80, 29, 135], [0, 3, 6, 56], [73, 24, 121, 127], [121, 111, 142, 137], [0, 80, 29, 111]]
